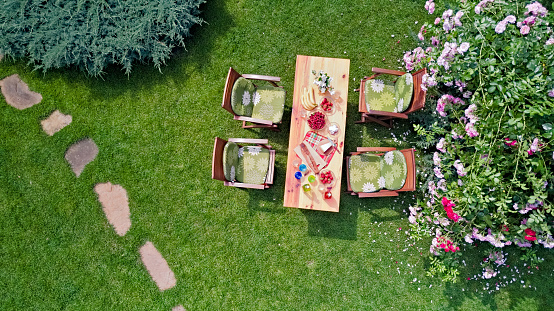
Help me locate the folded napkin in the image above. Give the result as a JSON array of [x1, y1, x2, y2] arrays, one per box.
[[302, 131, 337, 168]]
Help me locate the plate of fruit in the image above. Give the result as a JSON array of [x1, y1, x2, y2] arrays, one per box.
[[307, 111, 326, 130], [319, 170, 335, 187], [320, 98, 334, 114]]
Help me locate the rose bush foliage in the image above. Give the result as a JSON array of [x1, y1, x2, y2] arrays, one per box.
[[406, 0, 553, 281]]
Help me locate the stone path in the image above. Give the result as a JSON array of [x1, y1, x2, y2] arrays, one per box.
[[94, 182, 131, 236], [0, 74, 42, 110], [41, 110, 72, 136], [6, 72, 181, 305], [139, 241, 177, 291], [65, 138, 98, 177]]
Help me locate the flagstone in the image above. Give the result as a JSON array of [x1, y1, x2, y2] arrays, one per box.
[[139, 241, 177, 291], [65, 138, 98, 177], [94, 182, 131, 236], [0, 74, 42, 110], [41, 110, 72, 136]]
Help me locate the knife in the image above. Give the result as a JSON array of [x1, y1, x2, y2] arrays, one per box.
[[300, 142, 321, 174]]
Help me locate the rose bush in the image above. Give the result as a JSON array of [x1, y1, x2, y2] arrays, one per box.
[[405, 0, 554, 282]]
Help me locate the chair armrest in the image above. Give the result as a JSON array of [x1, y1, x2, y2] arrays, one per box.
[[234, 115, 274, 125], [224, 181, 266, 189], [358, 190, 399, 198], [371, 67, 406, 76], [365, 111, 409, 119], [228, 138, 269, 145], [362, 73, 381, 81], [265, 150, 276, 184], [242, 74, 281, 87], [357, 147, 396, 152]]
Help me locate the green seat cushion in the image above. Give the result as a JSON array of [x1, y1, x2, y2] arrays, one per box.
[[364, 79, 397, 113], [251, 86, 286, 123], [380, 150, 407, 190], [394, 73, 414, 113], [231, 77, 255, 117], [349, 153, 384, 193], [236, 145, 270, 185], [223, 142, 240, 182]]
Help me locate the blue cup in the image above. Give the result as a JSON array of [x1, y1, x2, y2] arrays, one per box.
[[294, 171, 303, 180], [299, 164, 308, 173]]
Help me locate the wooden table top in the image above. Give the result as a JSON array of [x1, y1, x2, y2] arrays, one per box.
[[283, 55, 350, 212]]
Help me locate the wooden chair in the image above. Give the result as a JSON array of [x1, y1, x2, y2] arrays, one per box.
[[355, 67, 427, 128], [222, 67, 285, 131], [212, 137, 275, 189], [346, 147, 416, 198]]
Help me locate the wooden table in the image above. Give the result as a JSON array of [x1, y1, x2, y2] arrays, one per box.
[[283, 55, 350, 212]]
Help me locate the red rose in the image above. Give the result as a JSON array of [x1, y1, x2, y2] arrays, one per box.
[[524, 235, 537, 241], [524, 228, 536, 236]]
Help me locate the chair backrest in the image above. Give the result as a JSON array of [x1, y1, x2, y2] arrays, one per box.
[[398, 148, 416, 191], [222, 67, 242, 115], [404, 68, 427, 114], [212, 137, 228, 181]]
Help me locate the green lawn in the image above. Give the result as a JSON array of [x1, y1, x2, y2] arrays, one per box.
[[1, 0, 552, 310]]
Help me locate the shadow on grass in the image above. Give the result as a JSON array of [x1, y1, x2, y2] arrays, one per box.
[[244, 184, 287, 215], [29, 0, 234, 103], [420, 242, 554, 311], [302, 201, 358, 240]]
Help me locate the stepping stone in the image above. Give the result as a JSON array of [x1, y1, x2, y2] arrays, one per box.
[[0, 74, 42, 110], [41, 110, 72, 136], [172, 305, 185, 311], [94, 182, 131, 236], [65, 138, 98, 177], [139, 241, 177, 291]]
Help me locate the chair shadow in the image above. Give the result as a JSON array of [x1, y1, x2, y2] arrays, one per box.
[[243, 153, 288, 214]]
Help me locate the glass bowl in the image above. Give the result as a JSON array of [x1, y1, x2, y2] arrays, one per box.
[[307, 110, 326, 131], [320, 97, 335, 115], [327, 122, 340, 137], [318, 170, 336, 188]]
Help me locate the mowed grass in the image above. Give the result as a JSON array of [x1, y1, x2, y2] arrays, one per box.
[[0, 0, 552, 310]]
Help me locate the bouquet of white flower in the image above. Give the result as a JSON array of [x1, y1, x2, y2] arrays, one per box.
[[312, 70, 335, 95]]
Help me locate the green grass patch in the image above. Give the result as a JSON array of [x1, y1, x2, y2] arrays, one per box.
[[0, 0, 552, 310]]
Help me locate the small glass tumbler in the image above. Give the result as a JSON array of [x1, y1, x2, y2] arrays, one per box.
[[299, 164, 309, 174], [294, 171, 303, 180], [292, 158, 301, 169]]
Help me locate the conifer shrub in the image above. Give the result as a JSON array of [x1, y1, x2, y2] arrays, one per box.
[[0, 0, 205, 76]]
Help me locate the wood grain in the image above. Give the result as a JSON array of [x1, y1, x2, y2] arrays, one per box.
[[283, 55, 350, 212]]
